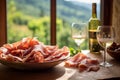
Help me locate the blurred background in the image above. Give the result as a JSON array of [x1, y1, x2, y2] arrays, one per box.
[[7, 0, 100, 49]]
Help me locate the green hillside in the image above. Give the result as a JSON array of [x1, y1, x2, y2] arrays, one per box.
[[8, 0, 92, 23]]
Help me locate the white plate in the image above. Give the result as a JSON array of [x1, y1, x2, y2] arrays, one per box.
[[0, 53, 70, 70]]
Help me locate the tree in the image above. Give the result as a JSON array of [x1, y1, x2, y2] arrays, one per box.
[[28, 19, 40, 37], [27, 16, 50, 44], [7, 0, 16, 26]]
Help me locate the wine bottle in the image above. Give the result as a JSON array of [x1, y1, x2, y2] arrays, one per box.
[[88, 3, 101, 54]]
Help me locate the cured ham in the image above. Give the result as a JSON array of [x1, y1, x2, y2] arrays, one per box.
[[65, 53, 100, 72], [0, 37, 69, 63], [45, 46, 69, 61]]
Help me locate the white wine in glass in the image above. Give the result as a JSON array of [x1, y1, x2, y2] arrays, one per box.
[[96, 26, 115, 67], [71, 23, 87, 51]]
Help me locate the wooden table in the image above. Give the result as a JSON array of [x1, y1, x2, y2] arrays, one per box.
[[0, 52, 120, 80]]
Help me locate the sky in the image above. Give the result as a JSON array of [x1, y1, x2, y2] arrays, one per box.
[[65, 0, 100, 4]]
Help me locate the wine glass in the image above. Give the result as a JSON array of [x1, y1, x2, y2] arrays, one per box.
[[96, 26, 115, 67], [71, 23, 87, 52]]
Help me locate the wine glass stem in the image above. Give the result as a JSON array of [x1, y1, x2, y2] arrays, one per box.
[[77, 45, 81, 52], [103, 48, 107, 66]]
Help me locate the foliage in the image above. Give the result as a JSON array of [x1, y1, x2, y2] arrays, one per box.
[[27, 16, 50, 44], [7, 25, 32, 43], [28, 19, 41, 37], [12, 12, 29, 25], [69, 47, 81, 56]]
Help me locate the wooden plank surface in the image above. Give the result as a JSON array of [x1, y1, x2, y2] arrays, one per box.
[[0, 53, 120, 80]]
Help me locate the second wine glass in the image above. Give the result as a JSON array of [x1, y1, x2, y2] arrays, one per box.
[[96, 26, 115, 67], [71, 23, 87, 51]]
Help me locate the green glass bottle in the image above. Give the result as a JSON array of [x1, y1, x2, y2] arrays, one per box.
[[88, 3, 101, 54]]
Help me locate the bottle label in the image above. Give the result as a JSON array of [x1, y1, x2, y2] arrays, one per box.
[[89, 30, 97, 39], [89, 39, 101, 52], [88, 29, 101, 53]]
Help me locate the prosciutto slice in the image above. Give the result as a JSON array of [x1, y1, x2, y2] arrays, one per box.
[[65, 53, 100, 72]]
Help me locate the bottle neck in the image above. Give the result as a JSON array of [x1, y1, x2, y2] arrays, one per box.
[[92, 3, 97, 18]]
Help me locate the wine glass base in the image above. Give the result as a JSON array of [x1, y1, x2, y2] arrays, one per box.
[[100, 61, 112, 67]]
